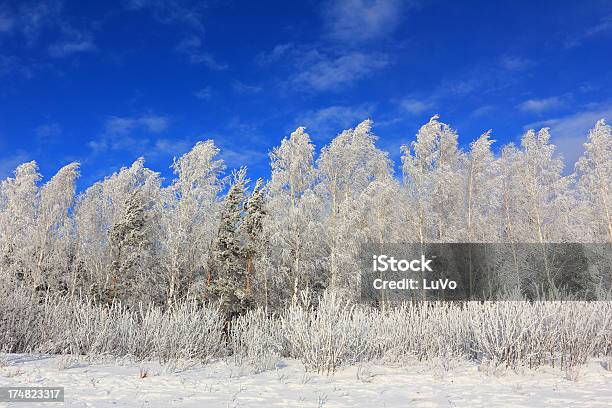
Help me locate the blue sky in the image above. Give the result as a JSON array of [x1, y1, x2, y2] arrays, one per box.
[[0, 0, 611, 187]]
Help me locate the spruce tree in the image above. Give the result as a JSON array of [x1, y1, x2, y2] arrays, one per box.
[[208, 168, 249, 317], [242, 178, 266, 301], [108, 188, 150, 304]]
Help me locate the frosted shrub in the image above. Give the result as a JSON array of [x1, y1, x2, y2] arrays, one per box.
[[0, 291, 226, 362], [0, 288, 43, 353], [376, 302, 472, 362], [283, 292, 377, 374], [1, 287, 611, 375], [228, 308, 284, 373], [556, 302, 611, 369], [469, 302, 546, 368], [135, 301, 226, 362]]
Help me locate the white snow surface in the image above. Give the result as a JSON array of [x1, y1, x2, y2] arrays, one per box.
[[1, 354, 611, 407]]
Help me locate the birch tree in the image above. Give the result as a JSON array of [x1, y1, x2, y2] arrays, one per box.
[[264, 127, 324, 305], [163, 140, 224, 307], [401, 115, 465, 243], [33, 162, 80, 293], [0, 162, 40, 287], [74, 158, 162, 301], [317, 119, 392, 295], [576, 119, 612, 243]]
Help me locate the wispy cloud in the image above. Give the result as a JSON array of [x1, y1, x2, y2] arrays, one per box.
[[0, 151, 30, 179], [257, 42, 389, 92], [106, 114, 168, 135], [0, 1, 95, 64], [470, 105, 496, 118], [194, 86, 212, 99], [292, 50, 389, 91], [524, 104, 612, 170], [89, 114, 170, 153], [321, 0, 418, 44], [48, 28, 96, 57], [564, 14, 612, 48], [518, 96, 565, 113], [400, 98, 434, 115], [295, 104, 375, 138], [35, 122, 62, 141], [9, 1, 63, 46], [176, 36, 227, 70], [218, 146, 267, 170], [499, 55, 533, 72], [255, 43, 293, 66], [123, 0, 205, 32], [124, 1, 226, 70], [232, 80, 262, 94]]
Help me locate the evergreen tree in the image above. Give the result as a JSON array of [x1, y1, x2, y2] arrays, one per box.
[[242, 178, 266, 304], [108, 188, 152, 305], [208, 168, 249, 317]]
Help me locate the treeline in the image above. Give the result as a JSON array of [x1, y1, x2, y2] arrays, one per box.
[[0, 116, 610, 313]]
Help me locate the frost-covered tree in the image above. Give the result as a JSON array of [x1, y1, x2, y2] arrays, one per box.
[[264, 127, 325, 305], [401, 115, 465, 243], [74, 158, 162, 301], [576, 119, 612, 243], [208, 168, 249, 317], [242, 178, 266, 304], [1, 115, 611, 307], [162, 141, 224, 307], [108, 188, 156, 305], [509, 129, 571, 296], [317, 119, 393, 296], [33, 163, 80, 293], [0, 162, 40, 286], [466, 131, 500, 242]]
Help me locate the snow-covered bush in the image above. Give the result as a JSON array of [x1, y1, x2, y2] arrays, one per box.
[[1, 287, 610, 375], [228, 308, 284, 373], [0, 290, 225, 362], [283, 292, 378, 374]]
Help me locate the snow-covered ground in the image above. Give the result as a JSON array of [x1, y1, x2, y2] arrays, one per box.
[[1, 354, 611, 407]]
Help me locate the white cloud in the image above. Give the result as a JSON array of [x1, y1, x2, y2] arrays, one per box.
[[255, 43, 293, 65], [219, 146, 267, 169], [401, 99, 433, 115], [518, 97, 565, 113], [125, 1, 223, 70], [0, 2, 95, 62], [123, 0, 205, 32], [291, 50, 388, 91], [434, 55, 534, 100], [296, 104, 375, 138], [470, 105, 496, 118], [105, 114, 168, 135], [14, 1, 63, 46], [524, 105, 612, 170], [0, 151, 30, 179], [564, 15, 612, 48], [89, 114, 170, 154], [232, 80, 262, 94], [499, 55, 533, 72], [176, 36, 227, 70], [35, 122, 62, 140], [48, 37, 95, 57], [194, 86, 212, 99], [321, 0, 417, 44]]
